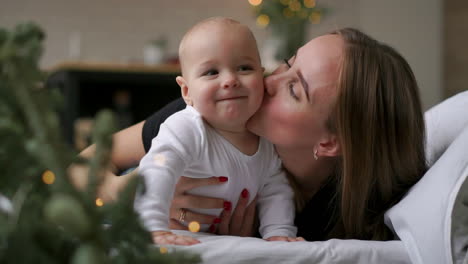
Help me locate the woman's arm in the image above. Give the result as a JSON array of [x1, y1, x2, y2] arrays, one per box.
[[73, 98, 187, 199], [70, 121, 146, 201]]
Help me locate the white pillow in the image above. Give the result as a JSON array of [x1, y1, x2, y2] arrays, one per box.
[[384, 91, 468, 264], [451, 166, 468, 264], [384, 125, 468, 264], [425, 91, 468, 166]]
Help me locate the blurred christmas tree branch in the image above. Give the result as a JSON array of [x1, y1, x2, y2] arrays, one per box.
[[0, 22, 200, 263]]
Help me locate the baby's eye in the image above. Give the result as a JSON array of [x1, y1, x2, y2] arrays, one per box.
[[203, 69, 218, 76], [238, 65, 253, 71]]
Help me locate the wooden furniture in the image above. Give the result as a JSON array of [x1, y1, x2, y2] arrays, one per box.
[[46, 62, 181, 148]]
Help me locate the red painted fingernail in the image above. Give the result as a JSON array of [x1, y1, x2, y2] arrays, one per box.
[[209, 224, 216, 233], [241, 188, 249, 198], [224, 201, 232, 211], [219, 176, 228, 182], [213, 218, 221, 224]]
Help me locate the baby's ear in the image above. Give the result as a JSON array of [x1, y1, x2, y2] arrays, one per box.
[[176, 76, 192, 106]]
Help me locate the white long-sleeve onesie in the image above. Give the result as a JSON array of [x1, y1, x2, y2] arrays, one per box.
[[134, 106, 297, 239]]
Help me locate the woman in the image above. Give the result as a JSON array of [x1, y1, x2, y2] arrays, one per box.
[[78, 28, 427, 241]]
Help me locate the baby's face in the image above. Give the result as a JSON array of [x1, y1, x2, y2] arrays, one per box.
[[180, 24, 264, 132]]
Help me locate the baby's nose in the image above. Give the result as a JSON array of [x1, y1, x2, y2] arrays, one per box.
[[222, 73, 239, 89]]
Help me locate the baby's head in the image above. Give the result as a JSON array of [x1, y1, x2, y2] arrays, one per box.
[[176, 17, 264, 132]]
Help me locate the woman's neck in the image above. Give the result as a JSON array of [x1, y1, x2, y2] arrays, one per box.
[[276, 146, 334, 201]]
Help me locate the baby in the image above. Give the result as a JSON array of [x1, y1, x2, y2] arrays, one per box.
[[134, 17, 299, 245]]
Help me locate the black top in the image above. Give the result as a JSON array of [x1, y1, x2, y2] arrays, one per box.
[[142, 98, 337, 241]]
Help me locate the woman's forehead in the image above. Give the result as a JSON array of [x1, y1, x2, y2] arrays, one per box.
[[297, 34, 343, 63], [295, 35, 343, 97], [294, 35, 343, 77]]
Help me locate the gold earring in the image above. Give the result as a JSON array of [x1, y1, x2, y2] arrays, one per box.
[[313, 149, 318, 160]]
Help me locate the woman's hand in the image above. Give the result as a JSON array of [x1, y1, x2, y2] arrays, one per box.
[[169, 177, 258, 237], [217, 190, 257, 237], [169, 176, 228, 230]]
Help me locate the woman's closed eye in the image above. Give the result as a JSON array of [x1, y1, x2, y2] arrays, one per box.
[[283, 59, 300, 100], [288, 81, 299, 100]]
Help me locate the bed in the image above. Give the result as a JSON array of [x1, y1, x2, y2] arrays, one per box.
[[170, 231, 411, 263], [163, 91, 468, 264]]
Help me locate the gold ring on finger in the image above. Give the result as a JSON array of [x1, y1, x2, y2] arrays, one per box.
[[178, 208, 187, 222]]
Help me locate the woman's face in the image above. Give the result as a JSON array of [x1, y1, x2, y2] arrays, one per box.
[[247, 35, 343, 151]]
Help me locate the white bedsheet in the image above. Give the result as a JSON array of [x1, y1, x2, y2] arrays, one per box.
[[168, 230, 411, 264]]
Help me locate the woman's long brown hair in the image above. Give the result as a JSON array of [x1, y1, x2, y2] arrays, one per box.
[[327, 28, 427, 240]]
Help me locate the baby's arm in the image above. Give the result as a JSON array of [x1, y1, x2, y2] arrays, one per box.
[[134, 112, 203, 245], [151, 231, 200, 246], [257, 168, 299, 241]]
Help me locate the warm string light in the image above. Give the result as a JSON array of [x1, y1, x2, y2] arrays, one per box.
[[42, 170, 55, 185], [256, 14, 270, 27], [159, 247, 168, 254], [288, 0, 301, 12], [248, 0, 262, 6], [303, 0, 316, 8], [153, 153, 166, 166], [251, 0, 322, 26], [95, 198, 104, 207], [309, 11, 321, 24], [188, 221, 201, 233]]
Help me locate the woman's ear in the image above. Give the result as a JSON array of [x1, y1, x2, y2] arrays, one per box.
[[176, 76, 192, 106], [317, 134, 341, 157]]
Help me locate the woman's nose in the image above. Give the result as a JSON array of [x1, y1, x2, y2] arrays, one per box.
[[222, 73, 238, 89]]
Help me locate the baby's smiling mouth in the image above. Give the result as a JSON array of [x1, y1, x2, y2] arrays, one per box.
[[217, 96, 247, 101]]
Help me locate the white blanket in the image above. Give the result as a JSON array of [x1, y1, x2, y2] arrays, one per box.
[[169, 230, 411, 264]]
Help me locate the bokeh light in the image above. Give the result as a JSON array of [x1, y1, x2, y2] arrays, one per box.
[[289, 1, 301, 12], [42, 170, 55, 185], [309, 11, 322, 24], [303, 0, 316, 8], [256, 14, 270, 28], [153, 153, 166, 166], [188, 221, 201, 233], [95, 198, 104, 207], [248, 0, 262, 6], [159, 247, 168, 254]]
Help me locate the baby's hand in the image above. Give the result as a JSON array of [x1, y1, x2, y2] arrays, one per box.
[[151, 231, 201, 246], [265, 236, 305, 242]]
